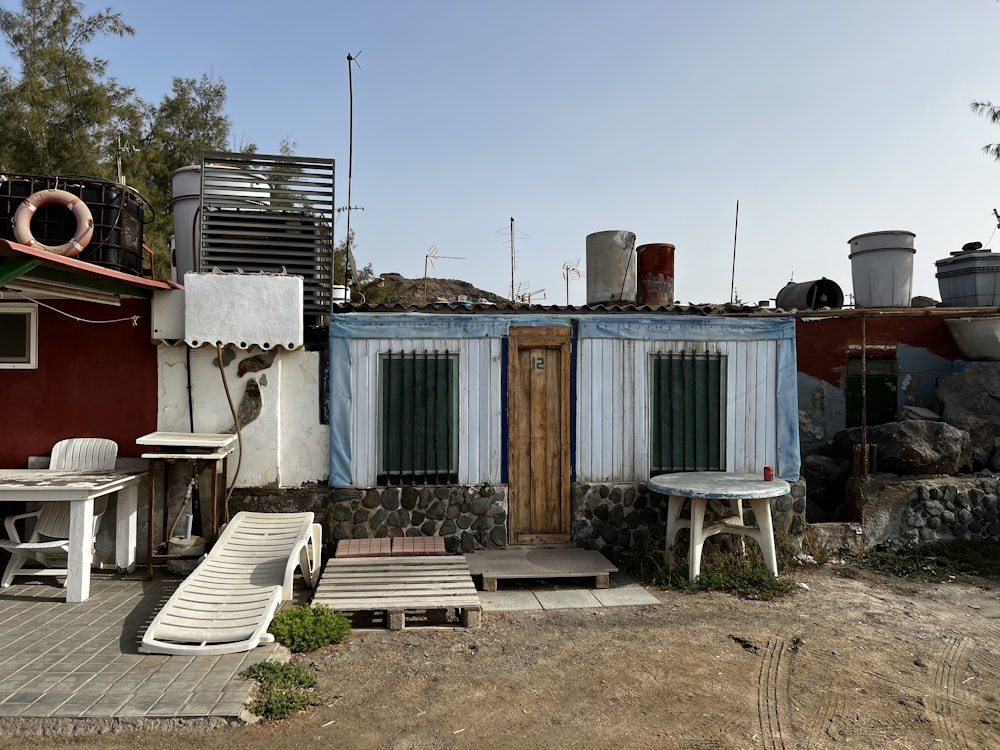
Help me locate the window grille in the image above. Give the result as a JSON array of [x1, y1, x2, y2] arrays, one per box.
[[650, 352, 726, 474], [378, 350, 458, 485]]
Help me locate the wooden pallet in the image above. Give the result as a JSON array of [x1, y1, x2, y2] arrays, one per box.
[[314, 556, 481, 630], [464, 548, 618, 591]]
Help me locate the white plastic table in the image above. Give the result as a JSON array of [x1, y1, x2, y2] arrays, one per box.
[[647, 471, 791, 582], [0, 469, 143, 602]]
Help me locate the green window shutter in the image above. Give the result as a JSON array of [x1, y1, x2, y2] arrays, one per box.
[[650, 352, 726, 475], [379, 351, 458, 485]]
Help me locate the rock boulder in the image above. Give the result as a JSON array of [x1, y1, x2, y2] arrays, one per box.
[[937, 362, 1000, 470], [834, 420, 970, 475]]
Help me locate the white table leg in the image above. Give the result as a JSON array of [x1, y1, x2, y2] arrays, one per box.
[[688, 496, 708, 582], [749, 497, 778, 577], [66, 498, 94, 603], [665, 494, 686, 560], [114, 484, 138, 573]]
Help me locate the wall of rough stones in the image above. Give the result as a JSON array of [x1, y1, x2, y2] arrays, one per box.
[[571, 480, 807, 562], [903, 483, 1000, 544], [230, 479, 808, 563], [850, 474, 1000, 548], [231, 484, 508, 554]]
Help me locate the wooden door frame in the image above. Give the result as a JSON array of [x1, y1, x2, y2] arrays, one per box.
[[507, 326, 572, 544]]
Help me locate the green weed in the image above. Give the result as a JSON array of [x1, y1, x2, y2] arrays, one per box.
[[240, 661, 318, 721], [268, 604, 351, 653], [861, 539, 1000, 582], [621, 534, 798, 600]]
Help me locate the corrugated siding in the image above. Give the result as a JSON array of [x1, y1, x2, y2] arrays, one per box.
[[577, 338, 779, 482], [350, 337, 503, 486]]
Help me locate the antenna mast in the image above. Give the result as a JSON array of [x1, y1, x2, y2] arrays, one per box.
[[510, 217, 515, 301], [562, 259, 582, 305], [343, 52, 363, 291], [730, 199, 740, 304]]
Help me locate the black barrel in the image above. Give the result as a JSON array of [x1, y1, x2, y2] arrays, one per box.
[[775, 278, 844, 310]]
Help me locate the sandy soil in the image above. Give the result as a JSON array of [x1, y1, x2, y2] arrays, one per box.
[[7, 564, 1000, 750]]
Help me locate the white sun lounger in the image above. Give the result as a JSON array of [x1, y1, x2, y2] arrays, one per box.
[[140, 511, 322, 656]]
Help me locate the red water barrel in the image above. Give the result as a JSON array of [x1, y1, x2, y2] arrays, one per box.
[[637, 243, 675, 306]]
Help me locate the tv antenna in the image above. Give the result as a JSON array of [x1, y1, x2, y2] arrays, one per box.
[[562, 259, 583, 305], [423, 244, 465, 305], [514, 282, 545, 304]]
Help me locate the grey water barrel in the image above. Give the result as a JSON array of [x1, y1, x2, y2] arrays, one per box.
[[848, 230, 915, 308], [775, 278, 844, 310], [586, 230, 637, 305]]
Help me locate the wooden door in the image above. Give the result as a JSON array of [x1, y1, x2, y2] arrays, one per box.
[[508, 326, 571, 544]]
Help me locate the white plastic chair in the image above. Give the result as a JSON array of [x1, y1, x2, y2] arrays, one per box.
[[0, 438, 118, 587]]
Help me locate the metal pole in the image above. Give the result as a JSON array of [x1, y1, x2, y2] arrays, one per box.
[[345, 53, 360, 289], [510, 217, 515, 301], [861, 314, 869, 475], [730, 200, 739, 304]]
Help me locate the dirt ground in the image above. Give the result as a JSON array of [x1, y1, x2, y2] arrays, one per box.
[[6, 563, 1000, 750]]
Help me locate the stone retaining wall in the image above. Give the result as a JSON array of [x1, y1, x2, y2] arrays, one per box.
[[231, 479, 808, 563], [851, 474, 1000, 548]]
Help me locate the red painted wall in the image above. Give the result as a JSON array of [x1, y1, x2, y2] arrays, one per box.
[[0, 298, 157, 466], [796, 313, 964, 385]]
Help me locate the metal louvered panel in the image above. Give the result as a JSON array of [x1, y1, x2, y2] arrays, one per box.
[[198, 152, 335, 319]]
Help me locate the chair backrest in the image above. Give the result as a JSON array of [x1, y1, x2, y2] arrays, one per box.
[[35, 438, 119, 539], [49, 438, 118, 472]]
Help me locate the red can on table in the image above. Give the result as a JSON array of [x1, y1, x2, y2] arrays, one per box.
[[763, 465, 774, 481]]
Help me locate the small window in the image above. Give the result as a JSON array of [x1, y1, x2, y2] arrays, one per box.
[[650, 352, 726, 475], [845, 358, 897, 427], [0, 303, 38, 369], [378, 350, 458, 485]]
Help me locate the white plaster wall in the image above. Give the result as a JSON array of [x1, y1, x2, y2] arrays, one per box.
[[156, 344, 328, 488], [279, 351, 329, 486]]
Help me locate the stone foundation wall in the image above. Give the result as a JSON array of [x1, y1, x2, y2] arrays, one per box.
[[851, 474, 1000, 548], [231, 484, 508, 554], [231, 479, 807, 562], [572, 480, 807, 563]]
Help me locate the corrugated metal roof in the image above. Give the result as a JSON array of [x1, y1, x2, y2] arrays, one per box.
[[329, 299, 772, 316]]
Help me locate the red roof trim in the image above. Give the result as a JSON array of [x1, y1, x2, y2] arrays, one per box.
[[0, 239, 181, 291]]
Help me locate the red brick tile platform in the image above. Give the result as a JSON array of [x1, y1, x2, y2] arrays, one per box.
[[334, 538, 392, 557], [334, 536, 447, 558], [391, 536, 446, 556]]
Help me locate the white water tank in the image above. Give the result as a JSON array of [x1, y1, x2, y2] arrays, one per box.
[[848, 230, 915, 308], [586, 230, 637, 305], [169, 164, 272, 283]]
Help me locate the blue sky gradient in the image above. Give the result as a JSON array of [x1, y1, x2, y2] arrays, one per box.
[[54, 2, 1000, 304]]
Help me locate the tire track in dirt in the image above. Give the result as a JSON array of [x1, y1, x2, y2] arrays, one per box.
[[929, 635, 972, 748], [801, 690, 848, 749], [756, 638, 788, 750]]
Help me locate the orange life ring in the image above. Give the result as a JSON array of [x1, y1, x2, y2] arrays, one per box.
[[12, 188, 94, 257]]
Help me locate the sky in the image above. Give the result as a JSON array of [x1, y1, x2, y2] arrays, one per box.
[[35, 1, 1000, 305]]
